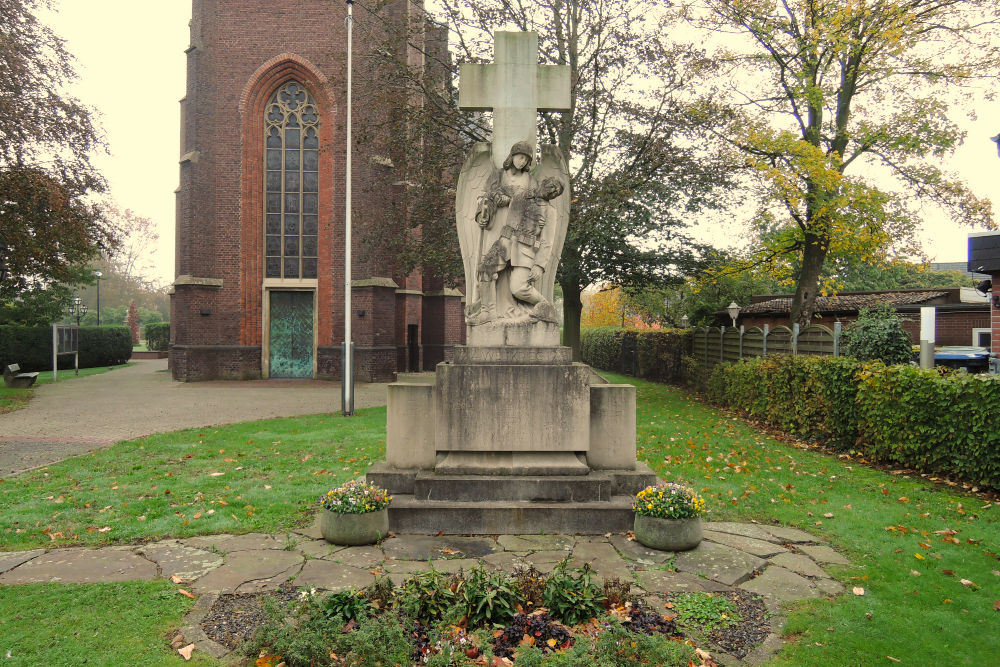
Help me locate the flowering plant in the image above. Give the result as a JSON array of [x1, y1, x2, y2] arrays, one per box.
[[633, 482, 706, 520], [318, 480, 391, 514]]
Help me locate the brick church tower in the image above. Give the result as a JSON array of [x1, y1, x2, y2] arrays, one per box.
[[170, 0, 465, 382]]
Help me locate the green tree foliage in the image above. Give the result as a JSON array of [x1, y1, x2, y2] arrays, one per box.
[[0, 0, 115, 301], [841, 305, 913, 365], [364, 0, 729, 358], [679, 0, 999, 327]]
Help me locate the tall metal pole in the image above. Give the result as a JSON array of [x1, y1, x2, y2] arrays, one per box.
[[342, 0, 355, 416]]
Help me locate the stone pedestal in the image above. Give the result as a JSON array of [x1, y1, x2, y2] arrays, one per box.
[[367, 344, 657, 534]]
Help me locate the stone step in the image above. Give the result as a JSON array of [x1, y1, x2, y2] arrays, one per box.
[[387, 495, 638, 535], [413, 471, 613, 502]]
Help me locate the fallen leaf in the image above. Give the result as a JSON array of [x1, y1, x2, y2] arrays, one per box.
[[960, 579, 977, 588], [933, 529, 958, 535], [137, 515, 146, 521], [209, 472, 225, 477], [223, 458, 236, 462], [887, 657, 901, 663], [823, 513, 834, 519], [914, 553, 925, 560], [898, 497, 909, 503], [170, 575, 184, 584], [910, 570, 921, 576], [178, 589, 196, 599], [919, 542, 931, 549], [178, 643, 194, 660], [852, 587, 865, 596], [942, 570, 954, 576], [993, 600, 1000, 611], [98, 526, 111, 533]]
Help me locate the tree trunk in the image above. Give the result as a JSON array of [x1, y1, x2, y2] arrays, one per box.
[[789, 235, 828, 328], [562, 280, 583, 360]]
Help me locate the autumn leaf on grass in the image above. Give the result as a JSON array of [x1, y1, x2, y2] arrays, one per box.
[[852, 587, 865, 596], [960, 579, 978, 589], [209, 472, 225, 477], [914, 553, 925, 560], [178, 644, 194, 660], [178, 589, 196, 599]]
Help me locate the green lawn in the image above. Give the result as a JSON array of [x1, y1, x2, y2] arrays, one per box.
[[609, 371, 1000, 666], [0, 363, 132, 414], [0, 580, 211, 666], [0, 410, 385, 549], [0, 374, 997, 665]]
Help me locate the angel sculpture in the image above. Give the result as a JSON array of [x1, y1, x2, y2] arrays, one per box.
[[457, 140, 570, 327]]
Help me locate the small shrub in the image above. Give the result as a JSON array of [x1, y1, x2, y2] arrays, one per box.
[[397, 569, 462, 624], [319, 588, 372, 624], [461, 565, 519, 627], [512, 565, 546, 610], [592, 620, 695, 666], [144, 322, 170, 351], [542, 560, 606, 625], [671, 592, 740, 631], [841, 304, 913, 365]]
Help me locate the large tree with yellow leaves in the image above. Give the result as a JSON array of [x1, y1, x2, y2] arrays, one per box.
[[681, 0, 999, 326]]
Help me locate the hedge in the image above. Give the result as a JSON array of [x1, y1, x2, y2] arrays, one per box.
[[708, 355, 1000, 490], [0, 325, 132, 372], [581, 327, 692, 384], [145, 322, 170, 351], [855, 365, 1000, 490]]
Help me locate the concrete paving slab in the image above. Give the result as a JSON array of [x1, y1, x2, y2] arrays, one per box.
[[703, 522, 775, 542], [182, 533, 283, 553], [571, 541, 621, 565], [295, 560, 376, 592], [497, 534, 575, 552], [0, 546, 157, 584], [814, 577, 845, 597], [481, 551, 531, 571], [635, 570, 713, 594], [291, 518, 324, 540], [738, 566, 819, 603], [296, 538, 347, 560], [674, 541, 766, 587], [191, 549, 303, 594], [797, 544, 850, 565], [380, 559, 436, 575], [0, 549, 43, 575], [703, 530, 789, 558], [759, 525, 817, 544], [608, 535, 672, 565], [420, 558, 482, 574], [134, 540, 224, 580], [325, 545, 385, 569], [768, 552, 830, 579], [381, 535, 499, 560]]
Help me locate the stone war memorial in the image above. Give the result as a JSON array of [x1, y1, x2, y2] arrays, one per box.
[[368, 32, 657, 534]]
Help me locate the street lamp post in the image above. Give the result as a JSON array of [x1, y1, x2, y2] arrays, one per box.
[[68, 297, 88, 326], [93, 271, 102, 326], [727, 301, 741, 328]]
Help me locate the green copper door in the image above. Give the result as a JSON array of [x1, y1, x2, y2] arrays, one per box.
[[269, 291, 314, 378]]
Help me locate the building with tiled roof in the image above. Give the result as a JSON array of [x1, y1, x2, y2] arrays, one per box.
[[718, 287, 990, 348]]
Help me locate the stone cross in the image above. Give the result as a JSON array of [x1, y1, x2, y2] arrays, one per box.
[[459, 31, 571, 168]]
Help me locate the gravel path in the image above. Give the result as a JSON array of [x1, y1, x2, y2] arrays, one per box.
[[0, 359, 399, 476]]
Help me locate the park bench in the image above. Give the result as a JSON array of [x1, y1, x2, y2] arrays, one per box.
[[3, 364, 39, 389]]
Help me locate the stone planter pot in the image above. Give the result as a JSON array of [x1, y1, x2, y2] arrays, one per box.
[[633, 514, 702, 552], [320, 508, 389, 546]]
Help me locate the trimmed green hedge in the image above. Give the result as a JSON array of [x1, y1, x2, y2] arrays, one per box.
[[708, 355, 1000, 490], [144, 322, 170, 351], [581, 327, 692, 384], [0, 325, 132, 372], [855, 365, 1000, 489]]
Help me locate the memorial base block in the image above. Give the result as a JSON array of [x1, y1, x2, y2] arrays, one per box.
[[367, 345, 658, 534]]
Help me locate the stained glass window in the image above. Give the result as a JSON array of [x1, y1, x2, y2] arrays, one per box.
[[264, 81, 320, 279]]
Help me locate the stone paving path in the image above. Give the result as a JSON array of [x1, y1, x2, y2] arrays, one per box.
[[0, 360, 410, 476], [0, 519, 849, 665]]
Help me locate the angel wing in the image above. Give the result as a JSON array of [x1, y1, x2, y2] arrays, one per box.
[[455, 142, 496, 292], [535, 144, 571, 304]]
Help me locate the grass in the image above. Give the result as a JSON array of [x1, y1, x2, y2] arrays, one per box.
[[607, 371, 1000, 666], [0, 363, 131, 414], [1, 372, 997, 664], [0, 580, 211, 666], [0, 410, 386, 549]]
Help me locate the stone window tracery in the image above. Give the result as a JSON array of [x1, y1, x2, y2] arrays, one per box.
[[264, 81, 320, 279]]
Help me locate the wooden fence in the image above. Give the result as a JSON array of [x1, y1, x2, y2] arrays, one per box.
[[692, 323, 842, 368]]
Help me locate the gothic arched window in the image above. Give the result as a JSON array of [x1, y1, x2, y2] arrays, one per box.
[[264, 81, 320, 279]]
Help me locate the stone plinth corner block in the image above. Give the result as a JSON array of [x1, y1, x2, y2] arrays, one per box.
[[588, 384, 636, 469], [386, 383, 435, 469]]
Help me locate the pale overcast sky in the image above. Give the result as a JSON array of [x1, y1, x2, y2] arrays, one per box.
[[42, 1, 999, 287]]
